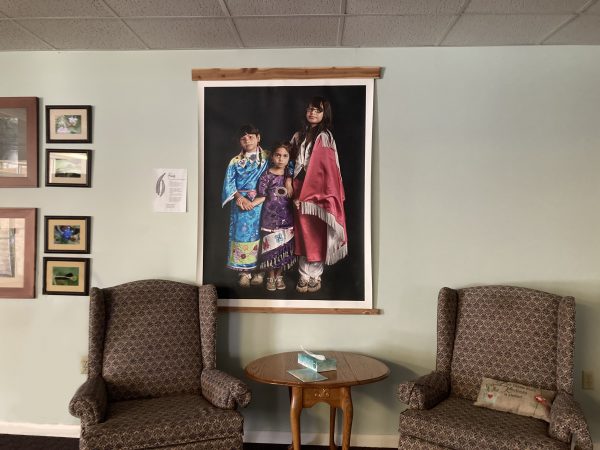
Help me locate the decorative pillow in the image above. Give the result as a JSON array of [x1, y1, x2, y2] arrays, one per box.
[[474, 377, 556, 422]]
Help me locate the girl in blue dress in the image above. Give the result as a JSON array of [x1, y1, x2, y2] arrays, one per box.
[[221, 124, 269, 287]]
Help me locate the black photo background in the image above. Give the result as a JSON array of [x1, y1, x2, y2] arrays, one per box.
[[202, 84, 367, 301]]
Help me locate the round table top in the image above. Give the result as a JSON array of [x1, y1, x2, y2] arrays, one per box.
[[244, 351, 390, 388]]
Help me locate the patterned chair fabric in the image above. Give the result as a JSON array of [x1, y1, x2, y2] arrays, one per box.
[[397, 285, 592, 450], [69, 280, 250, 450]]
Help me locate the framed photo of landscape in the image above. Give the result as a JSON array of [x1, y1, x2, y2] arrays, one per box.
[[0, 97, 39, 187], [44, 216, 91, 254], [46, 149, 91, 187], [194, 67, 380, 314], [0, 208, 37, 298], [45, 105, 92, 143], [43, 257, 90, 296]]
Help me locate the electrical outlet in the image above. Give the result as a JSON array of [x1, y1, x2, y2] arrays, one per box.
[[582, 370, 594, 390], [80, 356, 88, 375]]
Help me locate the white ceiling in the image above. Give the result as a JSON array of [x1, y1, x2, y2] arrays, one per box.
[[1, 0, 599, 51]]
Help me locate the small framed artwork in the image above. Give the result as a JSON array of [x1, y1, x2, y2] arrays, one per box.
[[0, 97, 39, 187], [43, 257, 90, 296], [46, 149, 91, 187], [44, 216, 91, 254], [0, 208, 37, 298], [46, 105, 92, 143]]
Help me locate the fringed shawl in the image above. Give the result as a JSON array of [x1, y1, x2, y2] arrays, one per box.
[[297, 132, 348, 265]]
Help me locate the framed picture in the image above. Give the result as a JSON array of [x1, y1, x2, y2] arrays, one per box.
[[43, 257, 90, 296], [45, 105, 92, 143], [194, 67, 380, 313], [0, 208, 37, 298], [0, 97, 39, 187], [46, 149, 91, 187], [44, 216, 91, 254]]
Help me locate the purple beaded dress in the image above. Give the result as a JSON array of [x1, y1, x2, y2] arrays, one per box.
[[257, 170, 296, 271]]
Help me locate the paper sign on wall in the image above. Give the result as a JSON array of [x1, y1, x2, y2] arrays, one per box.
[[153, 169, 187, 213]]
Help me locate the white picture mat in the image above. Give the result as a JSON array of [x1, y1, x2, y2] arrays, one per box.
[[197, 78, 373, 310]]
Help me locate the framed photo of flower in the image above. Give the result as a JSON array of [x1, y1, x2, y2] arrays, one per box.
[[0, 207, 37, 298], [0, 97, 39, 187], [43, 257, 90, 296], [45, 105, 92, 143], [44, 216, 91, 254], [46, 149, 92, 187]]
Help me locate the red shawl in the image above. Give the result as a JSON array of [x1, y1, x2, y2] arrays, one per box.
[[294, 133, 348, 265]]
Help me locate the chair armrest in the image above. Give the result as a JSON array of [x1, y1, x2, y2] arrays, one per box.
[[68, 376, 107, 426], [549, 391, 593, 450], [397, 370, 449, 410], [201, 369, 251, 409]]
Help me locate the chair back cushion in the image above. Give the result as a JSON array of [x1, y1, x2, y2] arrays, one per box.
[[450, 286, 562, 401], [101, 280, 202, 401]]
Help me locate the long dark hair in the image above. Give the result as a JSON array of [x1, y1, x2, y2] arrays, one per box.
[[291, 96, 333, 160]]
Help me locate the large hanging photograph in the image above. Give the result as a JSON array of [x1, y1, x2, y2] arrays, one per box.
[[196, 68, 378, 313]]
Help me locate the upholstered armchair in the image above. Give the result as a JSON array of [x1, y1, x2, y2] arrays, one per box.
[[397, 285, 592, 450], [69, 280, 250, 450]]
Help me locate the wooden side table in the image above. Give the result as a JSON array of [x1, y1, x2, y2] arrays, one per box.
[[245, 351, 390, 450]]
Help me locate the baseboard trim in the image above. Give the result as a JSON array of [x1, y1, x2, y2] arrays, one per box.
[[0, 422, 596, 449], [0, 423, 397, 446], [244, 430, 400, 447], [0, 422, 80, 438]]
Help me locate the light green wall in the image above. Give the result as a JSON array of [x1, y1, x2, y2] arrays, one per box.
[[0, 47, 598, 443]]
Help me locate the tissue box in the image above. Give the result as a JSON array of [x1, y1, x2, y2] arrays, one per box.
[[297, 353, 337, 372]]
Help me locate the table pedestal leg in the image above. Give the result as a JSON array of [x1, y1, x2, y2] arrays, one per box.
[[288, 385, 354, 450], [329, 406, 337, 450], [340, 387, 353, 450], [290, 386, 302, 450]]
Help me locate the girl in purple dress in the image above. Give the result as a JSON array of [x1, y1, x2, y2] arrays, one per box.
[[256, 143, 297, 291]]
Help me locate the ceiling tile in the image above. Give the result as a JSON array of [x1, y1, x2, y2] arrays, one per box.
[[343, 15, 456, 46], [0, 0, 114, 18], [0, 19, 52, 49], [104, 0, 225, 17], [2, 0, 600, 49], [17, 18, 146, 49], [586, 1, 600, 13], [466, 0, 589, 14], [346, 0, 466, 15], [544, 14, 600, 43], [443, 14, 572, 45], [235, 16, 339, 47], [126, 18, 239, 49], [226, 0, 342, 15]]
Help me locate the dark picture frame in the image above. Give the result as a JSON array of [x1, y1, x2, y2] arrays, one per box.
[[0, 97, 39, 187], [195, 67, 380, 313], [44, 215, 91, 254], [45, 105, 92, 143], [46, 149, 91, 187], [42, 257, 90, 296], [0, 207, 37, 298]]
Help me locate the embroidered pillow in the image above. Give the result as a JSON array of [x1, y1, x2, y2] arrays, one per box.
[[474, 377, 556, 422]]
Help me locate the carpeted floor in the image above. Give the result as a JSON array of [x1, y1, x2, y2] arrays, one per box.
[[0, 434, 79, 450], [0, 434, 393, 450]]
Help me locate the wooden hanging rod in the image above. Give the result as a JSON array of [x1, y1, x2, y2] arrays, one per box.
[[192, 67, 382, 81]]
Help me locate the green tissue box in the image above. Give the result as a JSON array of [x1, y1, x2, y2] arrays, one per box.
[[297, 352, 337, 372]]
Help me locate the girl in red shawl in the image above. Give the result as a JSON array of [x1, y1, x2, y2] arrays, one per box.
[[290, 97, 348, 293]]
